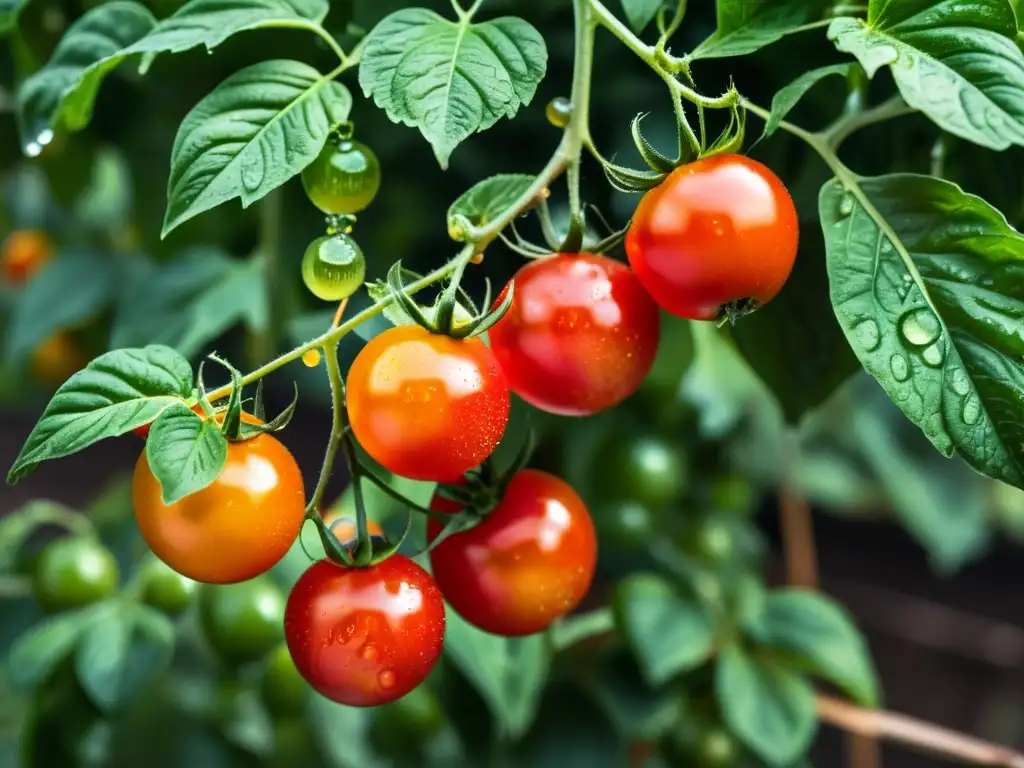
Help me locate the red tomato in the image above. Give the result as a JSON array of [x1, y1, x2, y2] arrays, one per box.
[[625, 154, 799, 321], [487, 253, 660, 416], [427, 469, 597, 636], [284, 556, 445, 707], [346, 325, 510, 482]]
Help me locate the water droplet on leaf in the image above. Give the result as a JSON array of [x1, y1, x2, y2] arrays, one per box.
[[900, 308, 941, 347], [890, 354, 910, 382], [854, 319, 881, 351]]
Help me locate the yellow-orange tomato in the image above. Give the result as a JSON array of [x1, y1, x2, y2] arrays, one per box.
[[31, 332, 88, 387], [132, 429, 306, 584], [1, 229, 53, 284]]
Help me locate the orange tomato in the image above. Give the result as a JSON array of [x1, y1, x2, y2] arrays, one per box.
[[1, 229, 53, 284], [31, 332, 88, 387], [132, 428, 306, 584]]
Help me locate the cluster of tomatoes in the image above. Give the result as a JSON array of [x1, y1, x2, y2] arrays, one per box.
[[124, 137, 799, 708], [1, 229, 89, 386]]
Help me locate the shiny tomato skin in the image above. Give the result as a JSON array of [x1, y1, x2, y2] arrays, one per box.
[[427, 469, 597, 636], [625, 154, 799, 321], [346, 325, 510, 482], [132, 431, 305, 584], [284, 556, 445, 707], [487, 253, 661, 416]]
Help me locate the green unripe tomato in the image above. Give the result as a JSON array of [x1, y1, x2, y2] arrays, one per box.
[[198, 576, 285, 666], [139, 558, 197, 616], [260, 644, 307, 719], [693, 518, 734, 565], [301, 138, 381, 214], [695, 727, 739, 767], [370, 684, 445, 757], [32, 537, 119, 613], [545, 96, 572, 128], [594, 498, 656, 548], [593, 433, 688, 510], [301, 233, 366, 301], [710, 474, 755, 515]]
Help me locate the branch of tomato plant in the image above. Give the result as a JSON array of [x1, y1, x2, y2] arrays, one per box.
[[305, 339, 345, 518]]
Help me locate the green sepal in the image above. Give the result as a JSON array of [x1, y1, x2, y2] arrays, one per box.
[[239, 383, 299, 439], [207, 354, 244, 440], [632, 114, 677, 174], [387, 261, 435, 330], [702, 102, 746, 159], [364, 511, 413, 567], [558, 211, 586, 254], [252, 379, 267, 423], [602, 161, 666, 194], [463, 281, 515, 339], [314, 516, 354, 567]]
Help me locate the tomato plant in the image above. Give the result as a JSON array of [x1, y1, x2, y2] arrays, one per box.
[[488, 253, 660, 415], [3, 0, 1024, 764], [428, 469, 597, 636], [284, 557, 445, 707]]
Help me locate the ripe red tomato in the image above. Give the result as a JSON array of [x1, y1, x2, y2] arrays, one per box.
[[625, 154, 799, 321], [427, 469, 597, 636], [284, 556, 445, 707], [346, 325, 510, 482], [132, 427, 305, 584], [487, 253, 660, 416]]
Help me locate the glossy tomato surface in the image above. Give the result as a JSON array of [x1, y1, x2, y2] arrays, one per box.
[[284, 556, 445, 707], [132, 431, 305, 584], [427, 469, 597, 636], [488, 253, 660, 416], [625, 154, 798, 321], [346, 325, 510, 482]]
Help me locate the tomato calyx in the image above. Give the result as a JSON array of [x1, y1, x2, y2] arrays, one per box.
[[313, 509, 413, 568], [385, 260, 513, 340], [197, 358, 297, 442], [714, 297, 762, 327]]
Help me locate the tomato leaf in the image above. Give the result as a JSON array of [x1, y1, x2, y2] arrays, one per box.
[[829, 0, 1024, 150], [613, 573, 714, 687], [746, 589, 879, 708], [0, 0, 31, 35], [6, 250, 119, 362], [762, 63, 854, 137], [146, 403, 228, 504], [716, 643, 818, 766], [619, 0, 663, 34], [112, 249, 268, 357], [448, 174, 535, 233], [358, 8, 547, 168], [443, 609, 550, 739], [8, 346, 194, 484], [731, 234, 861, 424], [690, 0, 826, 60], [122, 0, 329, 74], [75, 603, 175, 711], [584, 649, 681, 741], [8, 606, 100, 693], [163, 60, 351, 236], [819, 173, 1024, 490], [16, 2, 156, 154]]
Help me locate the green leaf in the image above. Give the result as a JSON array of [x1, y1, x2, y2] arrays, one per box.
[[584, 650, 681, 740], [620, 0, 663, 33], [819, 173, 1024, 490], [828, 1, 1024, 150], [731, 235, 861, 424], [747, 589, 878, 707], [0, 0, 30, 35], [75, 604, 175, 710], [6, 250, 119, 361], [448, 173, 534, 232], [75, 147, 134, 228], [112, 249, 267, 357], [16, 2, 156, 154], [145, 403, 228, 504], [690, 0, 825, 60], [358, 8, 547, 168], [443, 608, 549, 739], [613, 573, 714, 687], [8, 607, 97, 693], [716, 644, 817, 766], [762, 64, 853, 137], [8, 346, 194, 483], [164, 59, 351, 236], [122, 0, 328, 73]]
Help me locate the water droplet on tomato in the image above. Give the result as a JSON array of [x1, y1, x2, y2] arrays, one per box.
[[378, 669, 396, 690], [360, 644, 379, 662]]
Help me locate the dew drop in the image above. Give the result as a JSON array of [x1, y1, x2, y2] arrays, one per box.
[[240, 152, 265, 192], [377, 669, 396, 690], [951, 368, 971, 396], [837, 194, 854, 218], [899, 308, 941, 347], [890, 354, 910, 382], [921, 342, 944, 368], [360, 644, 379, 662], [854, 319, 881, 351], [962, 398, 980, 425]]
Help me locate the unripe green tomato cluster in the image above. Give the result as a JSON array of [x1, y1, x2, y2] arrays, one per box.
[[32, 536, 119, 613], [139, 557, 197, 616], [198, 576, 285, 666], [301, 233, 366, 301]]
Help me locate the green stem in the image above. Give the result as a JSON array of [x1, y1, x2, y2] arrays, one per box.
[[590, 0, 656, 64], [279, 20, 349, 64], [305, 340, 345, 517], [820, 95, 915, 150], [566, 0, 596, 230]]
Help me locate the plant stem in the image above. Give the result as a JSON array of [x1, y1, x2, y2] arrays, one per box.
[[305, 340, 345, 517], [778, 434, 819, 589], [566, 0, 596, 228], [821, 95, 915, 150]]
